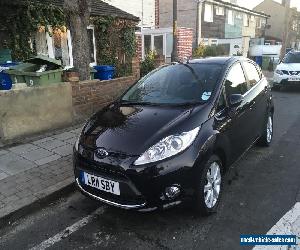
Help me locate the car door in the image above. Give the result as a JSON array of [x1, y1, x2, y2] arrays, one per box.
[[215, 62, 252, 162], [242, 61, 268, 141]]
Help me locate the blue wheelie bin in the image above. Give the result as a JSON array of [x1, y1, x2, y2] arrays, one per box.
[[0, 62, 18, 90], [94, 65, 115, 80]]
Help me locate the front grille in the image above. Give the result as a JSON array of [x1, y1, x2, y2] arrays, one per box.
[[78, 158, 128, 181], [287, 71, 300, 75]]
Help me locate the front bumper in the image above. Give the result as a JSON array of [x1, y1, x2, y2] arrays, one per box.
[[75, 178, 146, 209], [273, 73, 300, 85], [73, 146, 198, 210]]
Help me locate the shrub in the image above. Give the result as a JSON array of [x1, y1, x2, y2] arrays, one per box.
[[140, 51, 156, 77], [193, 42, 227, 58]]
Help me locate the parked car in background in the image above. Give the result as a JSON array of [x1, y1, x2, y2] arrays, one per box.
[[73, 57, 274, 215], [273, 51, 300, 90]]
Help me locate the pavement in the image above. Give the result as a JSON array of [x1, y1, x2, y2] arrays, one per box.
[[0, 126, 82, 223]]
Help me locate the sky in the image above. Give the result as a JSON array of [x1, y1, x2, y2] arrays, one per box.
[[237, 0, 300, 10]]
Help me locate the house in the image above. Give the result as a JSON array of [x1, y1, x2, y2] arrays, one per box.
[[102, 0, 156, 29], [0, 0, 139, 69], [157, 0, 269, 57], [254, 0, 300, 49]]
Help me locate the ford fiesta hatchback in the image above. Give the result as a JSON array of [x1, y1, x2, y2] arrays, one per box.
[[73, 57, 274, 215]]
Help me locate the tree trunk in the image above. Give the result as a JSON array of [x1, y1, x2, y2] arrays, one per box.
[[64, 0, 91, 81]]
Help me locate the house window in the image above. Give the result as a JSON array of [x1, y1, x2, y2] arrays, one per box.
[[142, 33, 169, 61], [154, 35, 164, 56], [228, 10, 234, 25], [251, 15, 255, 22], [52, 28, 70, 66], [256, 18, 261, 28], [204, 4, 213, 22], [243, 14, 249, 27], [87, 25, 96, 66], [211, 39, 218, 45], [216, 6, 224, 16], [33, 27, 48, 57], [144, 35, 151, 55], [236, 13, 242, 19]]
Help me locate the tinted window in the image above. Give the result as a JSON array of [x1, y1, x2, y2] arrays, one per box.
[[225, 63, 248, 96], [244, 62, 261, 87], [122, 64, 222, 105], [283, 53, 300, 63]]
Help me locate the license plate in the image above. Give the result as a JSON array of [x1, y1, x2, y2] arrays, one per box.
[[288, 78, 300, 81], [81, 171, 120, 195]]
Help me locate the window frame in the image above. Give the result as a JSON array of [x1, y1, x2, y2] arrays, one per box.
[[215, 86, 228, 114], [216, 6, 224, 16], [87, 25, 97, 67]]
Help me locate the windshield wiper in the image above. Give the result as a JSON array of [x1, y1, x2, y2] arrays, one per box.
[[120, 100, 157, 106], [176, 101, 206, 107]]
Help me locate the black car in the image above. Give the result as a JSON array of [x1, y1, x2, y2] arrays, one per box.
[[73, 57, 274, 214]]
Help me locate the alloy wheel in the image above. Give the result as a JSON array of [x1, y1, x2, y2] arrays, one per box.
[[204, 162, 222, 209], [267, 116, 273, 143]]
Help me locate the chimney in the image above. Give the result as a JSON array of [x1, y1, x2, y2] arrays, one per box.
[[155, 0, 159, 28]]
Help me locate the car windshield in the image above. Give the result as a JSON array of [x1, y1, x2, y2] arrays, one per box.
[[121, 64, 223, 105], [282, 53, 300, 63]]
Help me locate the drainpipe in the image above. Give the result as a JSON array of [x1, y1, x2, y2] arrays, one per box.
[[141, 0, 144, 29], [196, 0, 204, 47], [171, 0, 178, 62]]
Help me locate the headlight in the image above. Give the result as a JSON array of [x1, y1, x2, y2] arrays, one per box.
[[74, 136, 80, 151], [275, 70, 284, 75], [134, 127, 200, 165]]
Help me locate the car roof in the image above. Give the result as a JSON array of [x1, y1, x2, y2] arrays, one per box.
[[188, 56, 239, 65]]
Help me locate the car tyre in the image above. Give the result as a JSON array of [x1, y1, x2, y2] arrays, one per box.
[[258, 113, 273, 147], [193, 155, 223, 216]]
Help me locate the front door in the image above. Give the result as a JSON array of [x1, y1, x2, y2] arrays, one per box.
[[222, 62, 253, 161]]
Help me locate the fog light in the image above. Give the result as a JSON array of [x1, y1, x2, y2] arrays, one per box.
[[165, 185, 181, 199]]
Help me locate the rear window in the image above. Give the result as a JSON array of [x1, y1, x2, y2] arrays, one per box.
[[283, 53, 300, 63]]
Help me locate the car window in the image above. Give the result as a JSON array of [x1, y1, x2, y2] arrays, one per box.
[[122, 64, 222, 105], [225, 62, 248, 96], [282, 53, 300, 63], [243, 61, 261, 88]]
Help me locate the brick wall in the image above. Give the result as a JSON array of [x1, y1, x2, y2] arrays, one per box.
[[177, 28, 194, 61], [72, 57, 140, 121], [135, 33, 142, 62], [155, 0, 159, 28]]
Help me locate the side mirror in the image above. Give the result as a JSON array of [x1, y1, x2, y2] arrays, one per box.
[[229, 94, 244, 107]]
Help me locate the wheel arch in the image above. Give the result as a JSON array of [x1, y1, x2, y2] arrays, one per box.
[[213, 147, 227, 172]]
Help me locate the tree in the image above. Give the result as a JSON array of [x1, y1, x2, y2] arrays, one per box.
[[64, 0, 91, 80]]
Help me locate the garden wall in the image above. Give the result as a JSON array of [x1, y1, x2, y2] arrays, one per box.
[[71, 56, 140, 121], [0, 83, 73, 141]]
